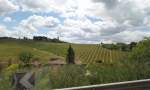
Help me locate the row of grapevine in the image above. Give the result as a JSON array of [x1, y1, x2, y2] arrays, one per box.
[[73, 44, 128, 64]]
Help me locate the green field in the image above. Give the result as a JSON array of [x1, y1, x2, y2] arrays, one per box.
[[0, 40, 127, 64], [0, 38, 150, 90]]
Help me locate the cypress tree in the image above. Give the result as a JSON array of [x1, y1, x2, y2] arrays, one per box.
[[66, 45, 75, 64]]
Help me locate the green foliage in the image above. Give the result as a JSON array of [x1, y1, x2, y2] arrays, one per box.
[[0, 76, 12, 90], [102, 42, 137, 51], [129, 42, 137, 50], [1, 63, 150, 90], [130, 37, 150, 64], [0, 64, 19, 90], [87, 62, 150, 85], [32, 67, 51, 90], [3, 64, 19, 76], [33, 36, 65, 43], [7, 59, 12, 66], [0, 64, 3, 73], [19, 51, 33, 65], [48, 65, 89, 89], [31, 63, 150, 89], [31, 65, 89, 89], [66, 45, 75, 64]]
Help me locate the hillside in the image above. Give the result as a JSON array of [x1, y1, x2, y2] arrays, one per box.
[[0, 39, 128, 64]]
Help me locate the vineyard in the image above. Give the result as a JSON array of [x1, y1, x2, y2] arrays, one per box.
[[0, 40, 128, 65], [73, 44, 128, 65]]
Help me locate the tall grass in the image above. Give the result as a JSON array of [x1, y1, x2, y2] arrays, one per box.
[[32, 65, 89, 89], [32, 62, 150, 89], [87, 62, 150, 85], [1, 62, 150, 90]]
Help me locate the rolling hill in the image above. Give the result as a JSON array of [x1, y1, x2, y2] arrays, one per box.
[[0, 39, 128, 64]]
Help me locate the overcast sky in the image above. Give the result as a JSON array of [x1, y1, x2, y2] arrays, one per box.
[[0, 0, 150, 43]]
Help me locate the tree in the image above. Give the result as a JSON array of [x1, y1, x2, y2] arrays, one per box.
[[129, 38, 150, 78], [0, 63, 2, 73], [66, 45, 75, 64], [8, 58, 12, 66], [23, 37, 28, 40], [19, 52, 33, 65], [33, 36, 48, 41], [130, 37, 150, 64], [129, 42, 137, 50]]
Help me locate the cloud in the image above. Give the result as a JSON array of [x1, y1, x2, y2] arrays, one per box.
[[1, 0, 150, 44], [84, 0, 150, 43], [15, 0, 67, 13], [0, 0, 19, 15], [111, 30, 150, 43], [3, 17, 12, 22], [15, 0, 103, 18], [93, 0, 119, 9], [53, 17, 117, 43], [11, 15, 60, 38], [18, 15, 60, 31], [0, 25, 11, 37], [57, 15, 150, 44]]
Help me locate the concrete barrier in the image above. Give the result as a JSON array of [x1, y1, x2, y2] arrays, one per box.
[[55, 79, 150, 90]]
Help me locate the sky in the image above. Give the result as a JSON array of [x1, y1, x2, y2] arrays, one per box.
[[0, 0, 150, 44]]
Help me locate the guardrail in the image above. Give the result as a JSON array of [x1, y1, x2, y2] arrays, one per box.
[[55, 79, 150, 90]]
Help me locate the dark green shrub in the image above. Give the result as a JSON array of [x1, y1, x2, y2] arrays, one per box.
[[66, 45, 75, 64], [130, 37, 150, 64], [19, 51, 33, 66], [8, 59, 12, 66]]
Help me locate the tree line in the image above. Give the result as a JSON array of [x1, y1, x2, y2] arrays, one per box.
[[0, 36, 66, 43], [33, 36, 65, 43], [101, 42, 137, 51]]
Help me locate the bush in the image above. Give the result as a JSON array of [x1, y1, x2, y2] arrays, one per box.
[[32, 65, 89, 89], [8, 59, 12, 66], [0, 64, 19, 90], [49, 65, 89, 89], [87, 63, 150, 85], [0, 64, 3, 73], [19, 51, 33, 65], [4, 64, 19, 76], [130, 37, 150, 64], [128, 38, 150, 79]]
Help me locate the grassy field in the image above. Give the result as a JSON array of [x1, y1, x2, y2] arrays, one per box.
[[0, 39, 127, 64], [0, 40, 59, 63]]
